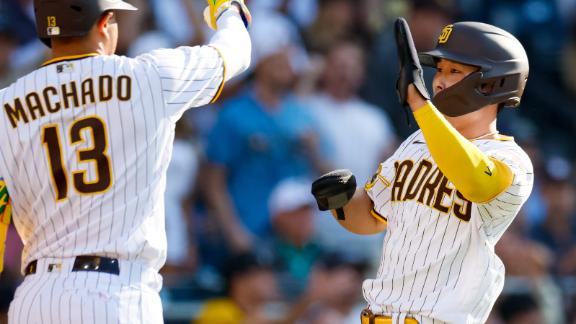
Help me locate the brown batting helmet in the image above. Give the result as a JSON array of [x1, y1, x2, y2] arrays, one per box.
[[34, 0, 138, 48], [419, 22, 529, 117]]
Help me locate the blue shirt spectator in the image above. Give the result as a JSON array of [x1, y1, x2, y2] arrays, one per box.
[[206, 88, 317, 236]]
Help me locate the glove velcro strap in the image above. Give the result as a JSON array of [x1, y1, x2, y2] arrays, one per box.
[[206, 0, 251, 30]]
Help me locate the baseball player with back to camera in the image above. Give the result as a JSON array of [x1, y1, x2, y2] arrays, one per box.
[[312, 18, 533, 324], [0, 0, 252, 323]]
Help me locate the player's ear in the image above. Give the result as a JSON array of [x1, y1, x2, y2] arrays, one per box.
[[96, 11, 115, 37]]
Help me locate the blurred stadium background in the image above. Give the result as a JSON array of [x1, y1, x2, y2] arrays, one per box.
[[1, 0, 575, 323]]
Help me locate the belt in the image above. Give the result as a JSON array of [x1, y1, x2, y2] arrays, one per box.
[[361, 309, 419, 324], [24, 255, 120, 276]]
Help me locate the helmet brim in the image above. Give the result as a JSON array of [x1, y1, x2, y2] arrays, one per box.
[[419, 49, 492, 72], [100, 0, 139, 11]]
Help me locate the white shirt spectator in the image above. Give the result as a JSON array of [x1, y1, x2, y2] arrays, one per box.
[[165, 139, 198, 265], [306, 92, 395, 263]]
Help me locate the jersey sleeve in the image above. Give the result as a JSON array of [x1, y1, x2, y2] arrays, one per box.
[[477, 146, 534, 237], [364, 131, 421, 224], [136, 45, 225, 117], [364, 159, 395, 223]]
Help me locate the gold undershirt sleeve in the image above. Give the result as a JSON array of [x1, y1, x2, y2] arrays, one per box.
[[413, 102, 513, 203], [0, 181, 11, 273]]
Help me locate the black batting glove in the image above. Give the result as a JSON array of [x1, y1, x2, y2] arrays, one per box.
[[395, 17, 430, 107], [311, 170, 356, 220]]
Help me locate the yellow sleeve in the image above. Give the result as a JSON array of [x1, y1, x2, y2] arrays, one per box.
[[0, 179, 11, 273], [413, 102, 513, 203]]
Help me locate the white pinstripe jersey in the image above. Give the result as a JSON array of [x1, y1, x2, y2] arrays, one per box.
[[0, 46, 225, 273], [363, 130, 533, 324]]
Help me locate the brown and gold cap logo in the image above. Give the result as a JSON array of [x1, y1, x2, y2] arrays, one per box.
[[438, 24, 454, 44]]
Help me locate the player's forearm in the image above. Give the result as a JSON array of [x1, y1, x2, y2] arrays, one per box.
[[208, 9, 251, 81], [332, 188, 386, 235], [413, 102, 513, 202]]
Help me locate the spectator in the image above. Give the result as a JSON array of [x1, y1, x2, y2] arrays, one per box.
[[162, 118, 200, 278], [496, 294, 544, 324], [305, 40, 395, 263], [114, 0, 151, 55], [267, 177, 323, 301], [531, 162, 576, 274], [293, 251, 368, 324], [496, 230, 565, 324], [304, 0, 373, 54], [148, 0, 207, 47], [194, 252, 279, 324], [203, 12, 325, 252], [249, 0, 319, 28], [0, 30, 18, 88], [0, 270, 18, 324], [0, 0, 36, 44]]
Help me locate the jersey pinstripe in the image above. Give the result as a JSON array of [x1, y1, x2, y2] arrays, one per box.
[[0, 45, 224, 274], [363, 130, 533, 324]]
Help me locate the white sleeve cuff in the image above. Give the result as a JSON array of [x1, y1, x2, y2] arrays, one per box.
[[208, 9, 252, 81]]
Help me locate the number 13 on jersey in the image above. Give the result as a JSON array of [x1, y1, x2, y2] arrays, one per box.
[[41, 116, 113, 201]]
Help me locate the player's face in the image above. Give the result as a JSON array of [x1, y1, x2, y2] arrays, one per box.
[[432, 59, 479, 96]]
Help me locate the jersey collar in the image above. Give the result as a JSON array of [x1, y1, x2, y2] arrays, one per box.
[[41, 53, 100, 67], [491, 134, 514, 141], [473, 134, 515, 142]]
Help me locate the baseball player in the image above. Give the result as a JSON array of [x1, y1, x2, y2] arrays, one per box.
[[0, 0, 251, 323], [311, 18, 533, 324]]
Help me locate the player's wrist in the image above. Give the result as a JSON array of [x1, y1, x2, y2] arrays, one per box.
[[407, 85, 429, 112]]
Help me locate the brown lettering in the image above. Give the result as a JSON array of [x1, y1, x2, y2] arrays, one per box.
[[4, 98, 29, 128], [417, 167, 443, 206], [404, 159, 433, 201], [99, 75, 113, 101], [25, 92, 46, 120], [117, 75, 131, 101], [453, 190, 472, 221], [433, 176, 454, 213], [61, 81, 79, 108], [392, 160, 414, 201], [81, 78, 96, 106], [43, 87, 61, 113]]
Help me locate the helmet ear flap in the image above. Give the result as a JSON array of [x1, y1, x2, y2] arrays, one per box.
[[433, 72, 485, 117], [484, 73, 527, 108]]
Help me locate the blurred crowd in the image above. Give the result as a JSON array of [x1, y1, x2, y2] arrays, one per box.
[[1, 0, 576, 323]]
